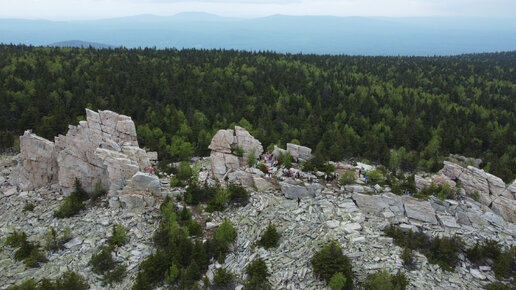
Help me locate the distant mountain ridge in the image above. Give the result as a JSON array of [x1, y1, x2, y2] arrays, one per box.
[[50, 40, 114, 49], [1, 13, 515, 55]]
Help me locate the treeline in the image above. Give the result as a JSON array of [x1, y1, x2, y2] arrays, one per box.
[[0, 45, 514, 181]]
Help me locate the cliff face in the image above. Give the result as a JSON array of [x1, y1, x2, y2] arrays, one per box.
[[11, 109, 155, 196]]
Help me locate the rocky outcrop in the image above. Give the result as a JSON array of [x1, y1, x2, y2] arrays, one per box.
[[11, 109, 158, 201], [209, 126, 263, 181], [441, 162, 515, 221], [403, 197, 438, 224], [286, 143, 312, 160], [272, 143, 312, 161], [13, 131, 58, 190], [491, 197, 516, 223]]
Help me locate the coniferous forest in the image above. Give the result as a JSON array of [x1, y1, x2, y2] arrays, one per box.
[[0, 45, 514, 182]]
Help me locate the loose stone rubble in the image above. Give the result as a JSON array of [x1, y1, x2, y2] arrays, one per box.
[[2, 125, 516, 290], [0, 153, 167, 289]]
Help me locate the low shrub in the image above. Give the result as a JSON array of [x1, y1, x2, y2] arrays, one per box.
[[366, 169, 384, 184], [329, 272, 347, 290], [6, 272, 89, 290], [493, 246, 515, 280], [278, 151, 293, 168], [387, 173, 416, 196], [6, 230, 46, 267], [466, 239, 502, 265], [247, 148, 257, 167], [364, 270, 408, 290], [44, 227, 72, 252], [228, 183, 249, 206], [401, 247, 414, 268], [485, 282, 511, 290], [216, 219, 237, 248], [22, 202, 35, 212], [6, 230, 26, 247], [54, 271, 89, 290], [90, 245, 116, 274], [232, 145, 244, 157], [207, 188, 231, 212], [90, 181, 108, 202], [416, 184, 455, 200], [339, 171, 356, 186], [176, 161, 193, 181], [186, 220, 202, 237], [258, 163, 267, 174], [245, 258, 271, 290], [102, 265, 127, 286], [311, 241, 353, 289], [179, 207, 192, 221], [385, 225, 462, 272], [170, 176, 184, 188], [6, 279, 36, 290], [214, 268, 234, 288], [53, 179, 90, 218], [107, 224, 127, 247], [258, 224, 279, 250], [185, 181, 219, 205]]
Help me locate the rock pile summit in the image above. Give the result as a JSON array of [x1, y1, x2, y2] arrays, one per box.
[[11, 109, 159, 208], [208, 126, 263, 180]]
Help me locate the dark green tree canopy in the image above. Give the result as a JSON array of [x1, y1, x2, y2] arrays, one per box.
[[0, 45, 514, 181]]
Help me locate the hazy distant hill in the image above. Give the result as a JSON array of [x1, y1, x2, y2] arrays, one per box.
[[49, 40, 114, 49], [1, 12, 515, 55]]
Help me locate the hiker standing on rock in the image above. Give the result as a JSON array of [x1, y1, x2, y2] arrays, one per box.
[[297, 197, 301, 206]]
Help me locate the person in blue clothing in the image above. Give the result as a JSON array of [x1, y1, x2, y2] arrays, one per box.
[[365, 175, 369, 185]]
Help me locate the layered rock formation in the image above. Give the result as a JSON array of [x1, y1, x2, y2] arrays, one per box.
[[11, 109, 159, 204], [208, 126, 263, 180], [440, 161, 516, 222], [272, 143, 312, 161]]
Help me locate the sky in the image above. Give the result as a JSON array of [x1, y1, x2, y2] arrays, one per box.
[[0, 0, 515, 20]]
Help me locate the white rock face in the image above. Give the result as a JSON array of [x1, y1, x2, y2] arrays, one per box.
[[441, 161, 516, 223], [286, 143, 312, 161], [491, 197, 516, 223], [13, 131, 58, 190], [403, 197, 438, 224], [209, 126, 263, 181], [12, 109, 158, 201], [280, 181, 313, 199], [127, 172, 161, 195]]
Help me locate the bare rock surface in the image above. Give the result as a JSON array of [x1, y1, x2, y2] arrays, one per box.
[[209, 126, 263, 181], [10, 109, 157, 201], [440, 161, 516, 221]]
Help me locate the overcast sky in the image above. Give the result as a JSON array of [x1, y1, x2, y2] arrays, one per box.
[[0, 0, 514, 20]]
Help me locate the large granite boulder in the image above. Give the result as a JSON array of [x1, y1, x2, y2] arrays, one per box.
[[271, 143, 312, 161], [403, 197, 438, 224], [491, 197, 516, 223], [208, 129, 234, 153], [506, 180, 516, 200], [286, 143, 312, 160], [352, 193, 389, 215], [227, 170, 254, 188], [280, 181, 313, 199], [442, 161, 514, 206], [128, 172, 161, 195], [13, 131, 58, 190], [11, 109, 158, 201], [209, 126, 263, 180]]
